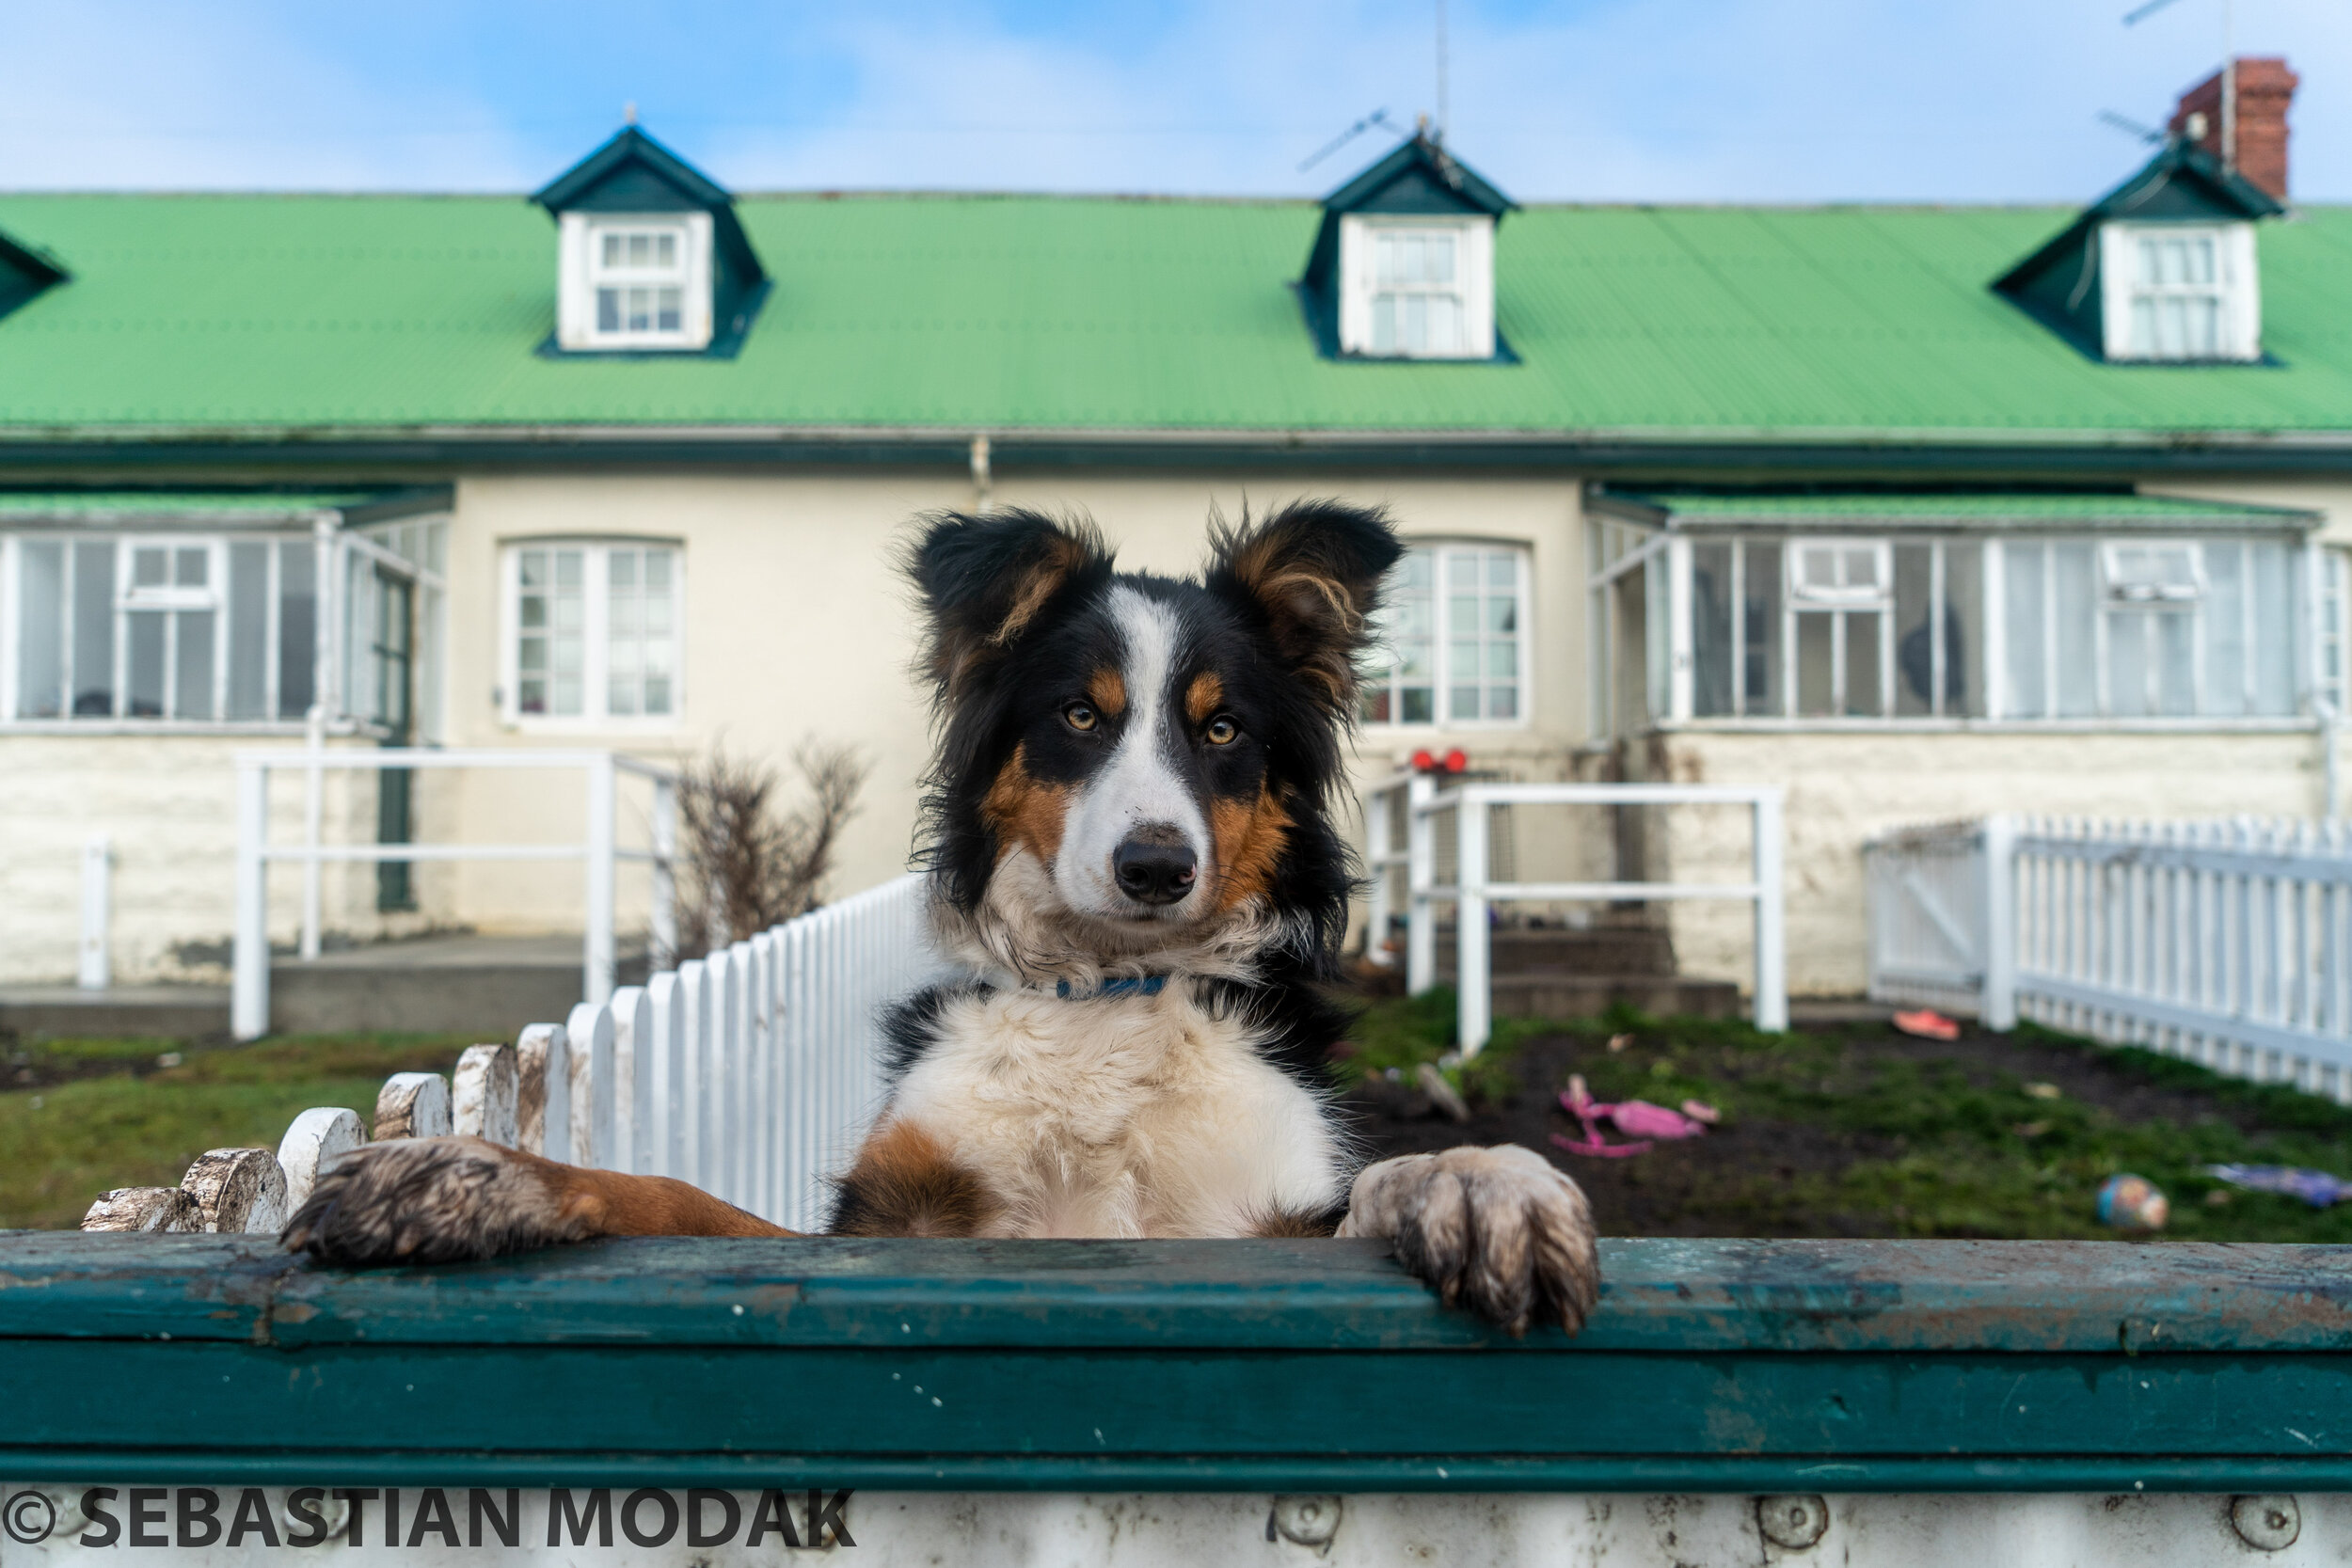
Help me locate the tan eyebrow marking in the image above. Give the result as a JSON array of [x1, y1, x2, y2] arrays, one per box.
[[1184, 671, 1225, 725], [1087, 668, 1127, 718]]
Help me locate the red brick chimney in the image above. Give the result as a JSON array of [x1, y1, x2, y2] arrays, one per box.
[[2169, 57, 2297, 200]]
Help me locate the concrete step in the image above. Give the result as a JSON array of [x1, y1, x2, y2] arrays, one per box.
[[0, 934, 649, 1042], [0, 986, 230, 1041], [1487, 972, 1744, 1022], [1434, 924, 1677, 978]]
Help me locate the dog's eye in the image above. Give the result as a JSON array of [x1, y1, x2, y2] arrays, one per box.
[[1205, 715, 1239, 746], [1063, 702, 1099, 733]]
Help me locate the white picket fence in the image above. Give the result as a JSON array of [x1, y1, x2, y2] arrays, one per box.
[[1867, 815, 2352, 1101], [84, 873, 947, 1239]]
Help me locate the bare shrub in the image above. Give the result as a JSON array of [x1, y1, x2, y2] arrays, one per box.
[[670, 740, 868, 960]]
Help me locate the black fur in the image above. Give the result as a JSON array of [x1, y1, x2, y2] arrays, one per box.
[[895, 499, 1402, 1094]]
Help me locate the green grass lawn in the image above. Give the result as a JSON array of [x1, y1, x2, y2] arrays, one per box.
[[1343, 991, 2352, 1243], [0, 1034, 475, 1230], [14, 1006, 2352, 1242]]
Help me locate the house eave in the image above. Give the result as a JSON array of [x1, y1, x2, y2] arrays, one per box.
[[3, 422, 2352, 477]]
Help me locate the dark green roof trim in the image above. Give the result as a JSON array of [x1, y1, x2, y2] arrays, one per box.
[[1320, 133, 1514, 219], [8, 429, 2352, 481], [532, 126, 734, 214], [0, 484, 450, 526], [0, 226, 67, 326], [1994, 138, 2287, 361], [1596, 485, 2322, 531], [1298, 134, 1517, 365]]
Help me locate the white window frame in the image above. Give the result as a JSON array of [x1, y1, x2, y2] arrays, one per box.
[[556, 211, 714, 352], [1336, 214, 1496, 360], [499, 539, 686, 731], [1359, 540, 1532, 730], [2098, 220, 2261, 363], [1783, 537, 1897, 720]]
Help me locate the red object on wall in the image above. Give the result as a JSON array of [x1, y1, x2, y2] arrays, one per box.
[[1442, 749, 1468, 773]]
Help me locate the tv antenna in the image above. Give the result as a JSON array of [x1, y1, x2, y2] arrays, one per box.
[[2095, 108, 2166, 144], [2123, 0, 2238, 171], [1298, 108, 1405, 173]]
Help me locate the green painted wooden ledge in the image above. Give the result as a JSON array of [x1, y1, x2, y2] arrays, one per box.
[[2, 1233, 2349, 1493]]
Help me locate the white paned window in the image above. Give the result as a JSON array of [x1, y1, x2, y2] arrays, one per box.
[[1609, 522, 2310, 730], [1788, 539, 1893, 718], [1360, 543, 1527, 726], [1337, 214, 1495, 360], [557, 212, 713, 351], [2099, 222, 2261, 362], [505, 542, 683, 726], [6, 534, 324, 724]]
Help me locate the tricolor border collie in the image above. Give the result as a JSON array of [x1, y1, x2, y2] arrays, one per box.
[[286, 502, 1599, 1336]]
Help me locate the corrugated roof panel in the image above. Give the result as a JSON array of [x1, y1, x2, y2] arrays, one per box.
[[0, 193, 2345, 436]]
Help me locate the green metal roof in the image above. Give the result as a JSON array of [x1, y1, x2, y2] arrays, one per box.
[[0, 192, 2347, 441], [0, 487, 449, 522], [1603, 490, 2322, 528]]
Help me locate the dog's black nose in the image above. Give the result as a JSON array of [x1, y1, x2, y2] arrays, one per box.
[[1113, 836, 1197, 906]]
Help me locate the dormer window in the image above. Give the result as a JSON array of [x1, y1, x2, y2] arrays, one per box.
[[1993, 136, 2280, 366], [1299, 132, 1513, 363], [567, 214, 710, 349], [1341, 217, 1494, 359], [2099, 223, 2258, 361], [532, 126, 769, 359]]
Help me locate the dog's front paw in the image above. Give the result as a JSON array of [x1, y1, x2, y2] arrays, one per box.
[[1338, 1145, 1599, 1336], [281, 1135, 589, 1266]]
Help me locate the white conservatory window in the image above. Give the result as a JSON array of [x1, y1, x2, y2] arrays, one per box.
[[2099, 222, 2260, 363], [504, 542, 682, 725], [1338, 215, 1495, 360], [557, 213, 712, 351], [3, 523, 443, 731], [1360, 543, 1527, 726], [8, 536, 315, 723], [1598, 528, 2306, 729]]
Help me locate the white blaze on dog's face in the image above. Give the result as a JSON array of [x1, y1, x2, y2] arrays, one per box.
[[1052, 586, 1215, 922]]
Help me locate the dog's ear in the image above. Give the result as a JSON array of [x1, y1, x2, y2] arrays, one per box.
[[908, 509, 1111, 698], [1205, 500, 1404, 715]]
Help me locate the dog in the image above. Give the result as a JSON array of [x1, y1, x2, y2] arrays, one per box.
[[283, 501, 1599, 1336]]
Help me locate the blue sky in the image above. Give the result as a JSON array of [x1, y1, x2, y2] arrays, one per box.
[[6, 1, 2347, 203]]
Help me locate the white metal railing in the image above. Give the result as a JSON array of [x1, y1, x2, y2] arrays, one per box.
[[1867, 814, 2352, 1098], [230, 746, 679, 1040], [91, 872, 946, 1236], [1365, 772, 1788, 1053]]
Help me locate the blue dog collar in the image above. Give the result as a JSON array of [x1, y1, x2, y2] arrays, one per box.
[[1055, 975, 1168, 1000]]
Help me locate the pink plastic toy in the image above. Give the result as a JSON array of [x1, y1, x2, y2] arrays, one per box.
[[1551, 1073, 1720, 1158]]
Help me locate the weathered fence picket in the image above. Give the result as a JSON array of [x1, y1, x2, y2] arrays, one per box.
[[82, 872, 946, 1238], [1867, 814, 2352, 1100]]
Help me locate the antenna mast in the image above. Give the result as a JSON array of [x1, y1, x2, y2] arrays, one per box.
[[1435, 0, 1449, 141]]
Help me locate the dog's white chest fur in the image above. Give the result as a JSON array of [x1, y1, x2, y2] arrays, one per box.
[[888, 982, 1347, 1239]]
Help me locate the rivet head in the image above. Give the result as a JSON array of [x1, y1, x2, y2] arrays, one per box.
[[1757, 1494, 1830, 1550], [2229, 1495, 2300, 1551], [1271, 1495, 1343, 1546]]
